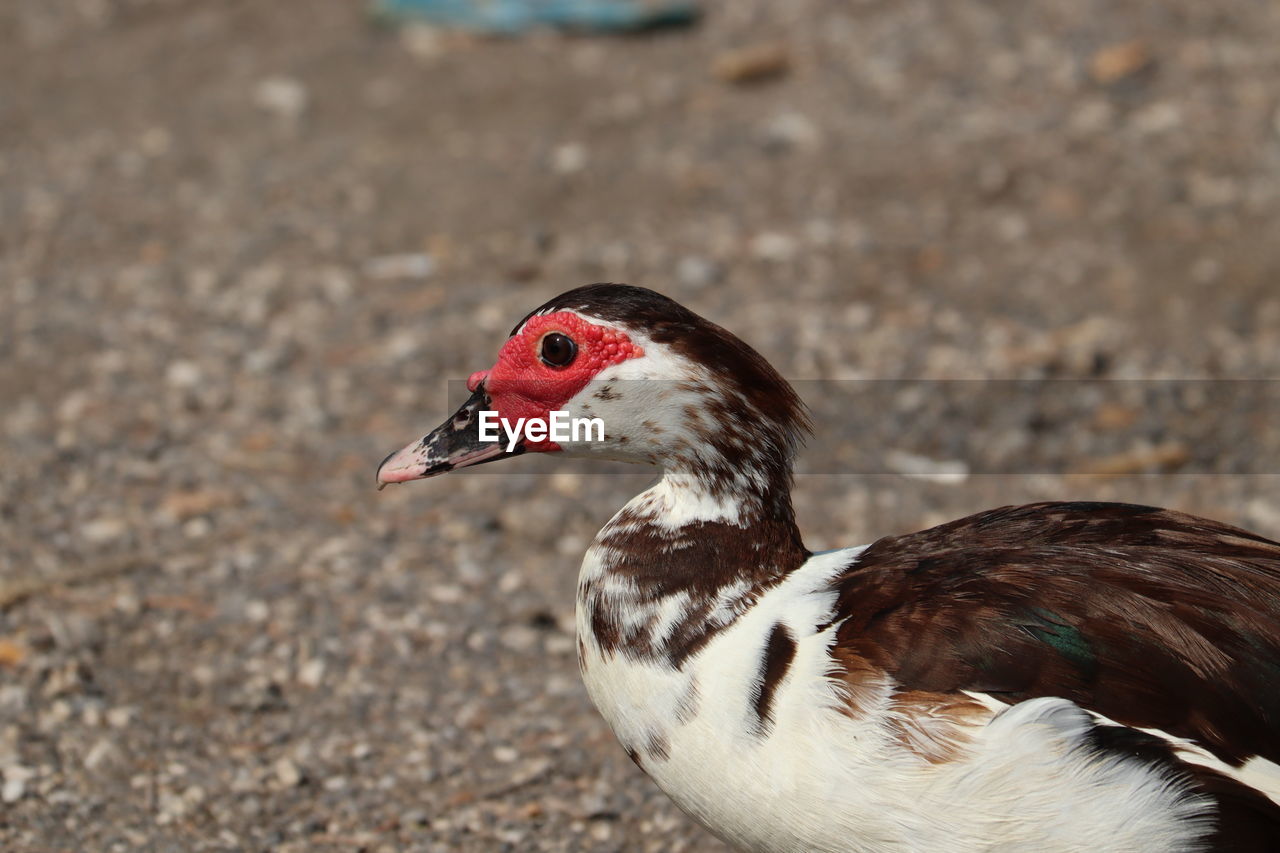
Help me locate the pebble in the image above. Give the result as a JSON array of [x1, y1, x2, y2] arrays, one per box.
[[297, 658, 325, 688], [80, 517, 128, 544], [254, 76, 309, 119], [1070, 441, 1191, 477], [1187, 172, 1238, 208], [1130, 101, 1182, 135], [760, 112, 819, 153], [675, 255, 722, 289], [182, 517, 212, 539], [552, 143, 588, 175], [712, 43, 791, 85], [105, 707, 134, 728], [2, 765, 34, 803], [363, 253, 436, 280], [83, 738, 124, 773], [159, 489, 233, 522], [883, 451, 970, 485], [749, 232, 798, 262], [244, 600, 271, 623], [400, 24, 448, 62], [273, 757, 304, 788], [165, 360, 203, 389], [0, 685, 28, 714], [2, 776, 25, 803], [1089, 40, 1153, 85]]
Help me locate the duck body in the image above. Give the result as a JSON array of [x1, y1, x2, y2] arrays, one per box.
[[378, 284, 1280, 852], [577, 477, 1278, 852]]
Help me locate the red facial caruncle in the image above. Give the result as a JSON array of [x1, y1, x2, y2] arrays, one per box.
[[466, 312, 644, 451]]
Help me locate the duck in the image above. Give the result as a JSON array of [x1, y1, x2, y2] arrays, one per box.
[[377, 283, 1280, 852]]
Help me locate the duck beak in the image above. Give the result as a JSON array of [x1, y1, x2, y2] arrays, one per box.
[[376, 386, 523, 488]]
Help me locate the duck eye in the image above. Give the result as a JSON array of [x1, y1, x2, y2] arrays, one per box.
[[539, 332, 577, 367]]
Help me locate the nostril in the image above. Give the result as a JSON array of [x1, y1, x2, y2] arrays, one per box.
[[467, 370, 489, 392]]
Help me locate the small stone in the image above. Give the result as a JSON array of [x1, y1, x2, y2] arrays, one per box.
[[545, 634, 575, 656], [245, 600, 270, 623], [1093, 403, 1140, 430], [81, 516, 128, 543], [159, 489, 233, 522], [2, 776, 24, 803], [0, 639, 28, 668], [1191, 257, 1222, 285], [2, 766, 34, 803], [0, 684, 28, 713], [1247, 499, 1280, 532], [676, 255, 722, 290], [994, 211, 1029, 242], [760, 112, 819, 153], [274, 757, 303, 788], [1089, 40, 1152, 85], [1131, 102, 1181, 134], [493, 746, 519, 764], [556, 534, 586, 556], [363, 253, 436, 280], [1069, 99, 1114, 133], [500, 626, 541, 653], [156, 789, 187, 823], [429, 584, 464, 605], [750, 232, 798, 262], [139, 127, 172, 157], [84, 738, 124, 773], [550, 471, 582, 496], [254, 76, 309, 119], [45, 612, 100, 650], [551, 143, 588, 175], [182, 517, 212, 539], [165, 360, 202, 389], [400, 24, 447, 61], [57, 389, 92, 422], [1187, 173, 1237, 208], [976, 162, 1012, 197], [106, 706, 134, 728], [298, 658, 325, 688], [1071, 441, 1191, 477], [883, 450, 969, 485], [713, 43, 790, 85]]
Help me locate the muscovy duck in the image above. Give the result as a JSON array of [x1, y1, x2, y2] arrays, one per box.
[[377, 284, 1280, 852]]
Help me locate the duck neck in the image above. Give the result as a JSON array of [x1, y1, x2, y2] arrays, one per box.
[[578, 457, 808, 666]]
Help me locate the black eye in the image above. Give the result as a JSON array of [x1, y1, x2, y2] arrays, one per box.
[[540, 332, 577, 367]]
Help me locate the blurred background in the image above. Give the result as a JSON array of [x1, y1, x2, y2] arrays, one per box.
[[2, 1, 1279, 850]]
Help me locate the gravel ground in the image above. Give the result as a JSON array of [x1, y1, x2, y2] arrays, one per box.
[[3, 1, 1280, 850]]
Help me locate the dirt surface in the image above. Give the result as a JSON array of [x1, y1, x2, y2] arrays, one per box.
[[3, 1, 1280, 850]]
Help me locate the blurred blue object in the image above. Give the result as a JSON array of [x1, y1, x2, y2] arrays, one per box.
[[375, 0, 700, 34]]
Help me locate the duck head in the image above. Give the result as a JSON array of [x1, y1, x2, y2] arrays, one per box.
[[376, 284, 809, 500]]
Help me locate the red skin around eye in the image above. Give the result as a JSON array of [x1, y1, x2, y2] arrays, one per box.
[[469, 312, 643, 451]]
